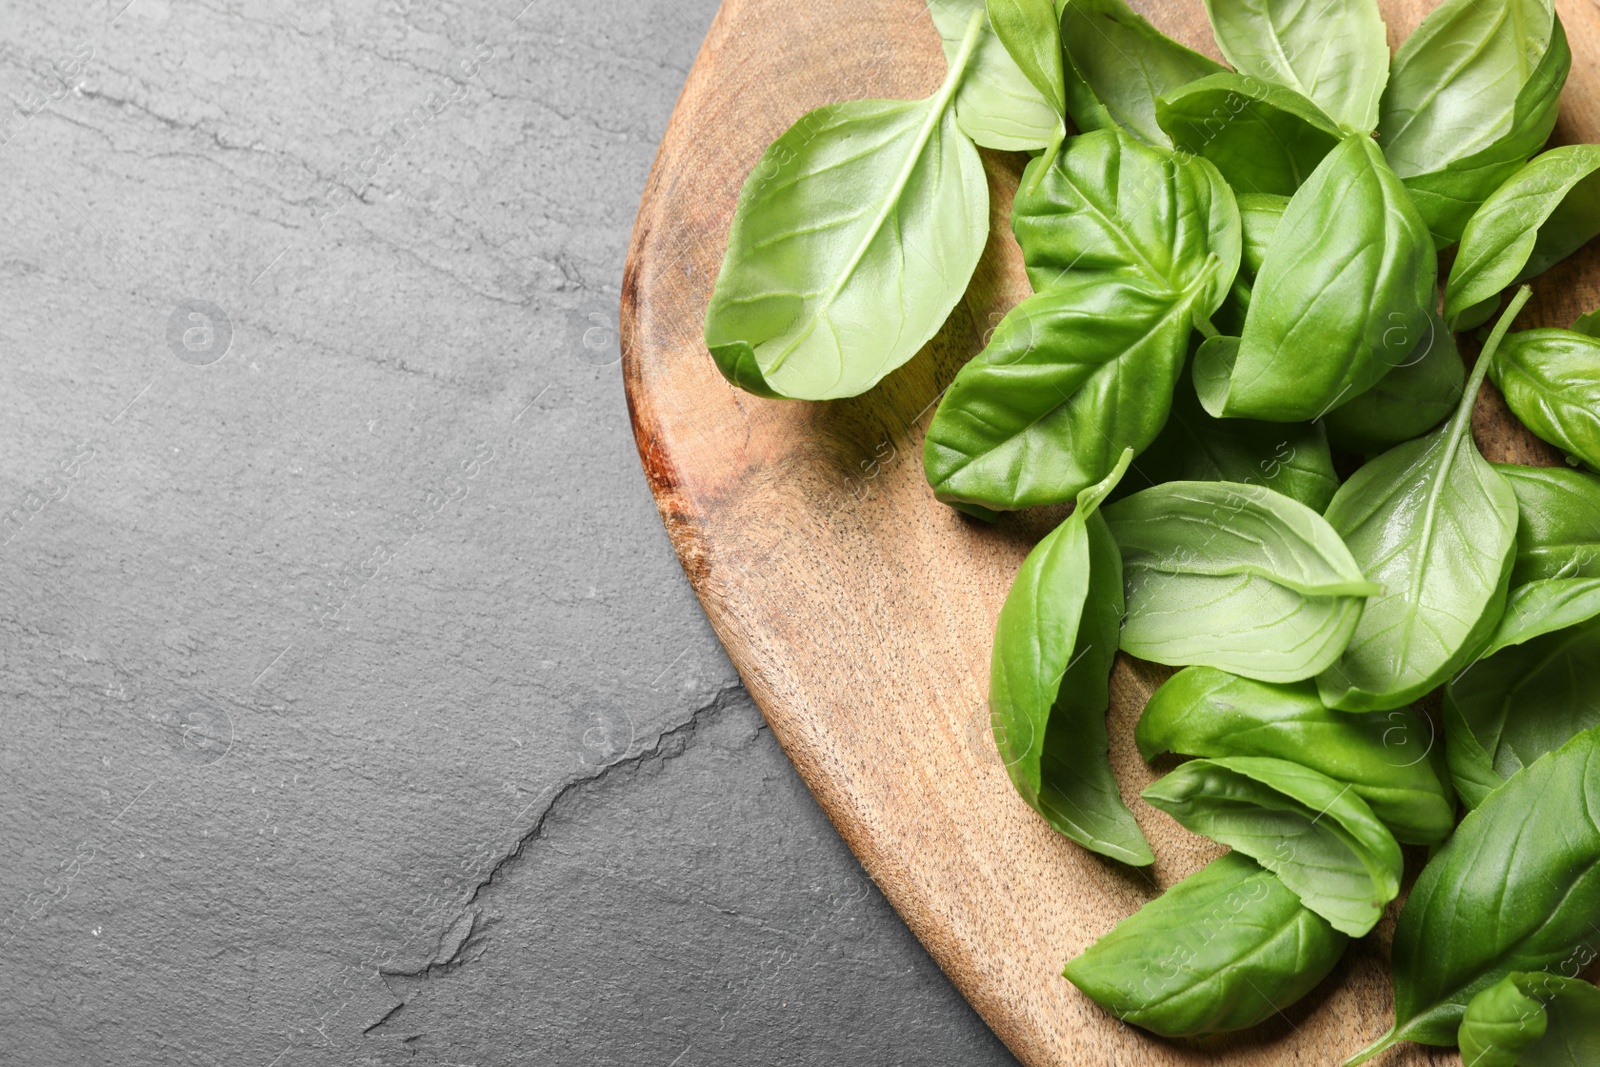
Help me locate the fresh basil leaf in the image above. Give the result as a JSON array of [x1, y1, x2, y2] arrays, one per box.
[[1213, 192, 1287, 336], [702, 13, 989, 399], [989, 451, 1153, 864], [1490, 328, 1600, 472], [1195, 134, 1437, 422], [931, 0, 1062, 153], [1345, 727, 1600, 1063], [1382, 0, 1570, 246], [1315, 292, 1529, 712], [1459, 972, 1600, 1067], [1064, 851, 1348, 1037], [1321, 307, 1464, 455], [1059, 0, 1224, 147], [1138, 667, 1455, 845], [1477, 576, 1600, 659], [1496, 464, 1600, 584], [985, 0, 1068, 171], [1143, 756, 1403, 936], [1573, 308, 1600, 339], [1445, 146, 1600, 330], [1201, 0, 1389, 132], [1156, 74, 1341, 196], [1104, 480, 1381, 683]]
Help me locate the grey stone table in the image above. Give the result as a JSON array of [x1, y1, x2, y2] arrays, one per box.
[[0, 1, 1018, 1064]]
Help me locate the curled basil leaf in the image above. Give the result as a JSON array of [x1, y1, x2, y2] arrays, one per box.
[[1445, 146, 1600, 330], [1213, 192, 1287, 336], [1321, 307, 1464, 455], [1497, 464, 1600, 584], [985, 0, 1068, 172], [1156, 74, 1341, 197], [1459, 971, 1600, 1067], [1058, 0, 1223, 147], [1201, 0, 1389, 132], [1346, 727, 1600, 1063], [1064, 851, 1347, 1037], [1139, 667, 1454, 845], [989, 451, 1153, 864], [703, 12, 989, 399], [1195, 134, 1437, 422], [1316, 292, 1529, 712], [1104, 480, 1380, 683], [931, 0, 1061, 153], [1490, 328, 1600, 472], [1381, 0, 1569, 246], [1143, 756, 1403, 936]]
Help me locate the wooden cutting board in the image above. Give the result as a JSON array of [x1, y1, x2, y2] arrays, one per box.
[[620, 2, 1600, 1063]]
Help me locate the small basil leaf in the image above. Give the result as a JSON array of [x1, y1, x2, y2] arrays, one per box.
[[1347, 727, 1600, 1062], [703, 13, 990, 399], [1195, 134, 1437, 422], [1573, 308, 1600, 339], [1382, 0, 1570, 246], [1490, 328, 1600, 472], [1477, 576, 1600, 660], [989, 451, 1154, 863], [1104, 480, 1380, 683], [1143, 756, 1403, 936], [1155, 74, 1341, 196], [1445, 146, 1600, 330], [1459, 972, 1600, 1067], [1139, 667, 1455, 845], [931, 0, 1062, 153], [1059, 0, 1224, 147], [1321, 308, 1465, 455], [1316, 292, 1528, 712], [1496, 464, 1600, 584], [1064, 851, 1348, 1037], [985, 0, 1068, 170], [1213, 192, 1288, 336]]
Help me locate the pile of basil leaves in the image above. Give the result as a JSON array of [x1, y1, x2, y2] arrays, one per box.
[[702, 0, 1600, 1061]]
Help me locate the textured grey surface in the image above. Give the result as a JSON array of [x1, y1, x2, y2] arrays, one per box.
[[0, 1, 1016, 1064]]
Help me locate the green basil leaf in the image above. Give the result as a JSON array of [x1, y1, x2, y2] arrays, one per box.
[[1064, 851, 1347, 1037], [1110, 372, 1339, 513], [1476, 576, 1600, 660], [1104, 480, 1380, 683], [1155, 74, 1341, 197], [931, 0, 1063, 153], [1321, 308, 1464, 455], [1382, 0, 1569, 245], [1573, 308, 1600, 339], [702, 13, 989, 400], [1213, 192, 1288, 336], [924, 276, 1196, 511], [989, 451, 1153, 863], [1200, 0, 1389, 132], [1143, 756, 1403, 935], [1497, 464, 1600, 584], [1459, 972, 1600, 1067], [1445, 146, 1600, 330], [1490, 328, 1600, 472], [1195, 134, 1437, 422], [1315, 292, 1528, 712], [1345, 727, 1600, 1063], [985, 0, 1068, 170], [1059, 0, 1224, 147], [1013, 127, 1241, 311], [1138, 667, 1455, 845]]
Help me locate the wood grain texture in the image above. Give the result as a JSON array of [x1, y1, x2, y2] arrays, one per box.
[[620, 2, 1600, 1064]]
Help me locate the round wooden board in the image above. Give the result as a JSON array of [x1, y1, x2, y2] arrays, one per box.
[[620, 2, 1600, 1064]]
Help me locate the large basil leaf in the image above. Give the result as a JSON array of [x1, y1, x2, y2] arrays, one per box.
[[1346, 727, 1600, 1063], [931, 0, 1061, 153], [1155, 74, 1341, 197], [1315, 293, 1528, 712], [1194, 134, 1437, 422], [702, 13, 989, 400], [924, 276, 1196, 511], [1058, 0, 1224, 147], [1497, 464, 1600, 584], [1213, 192, 1287, 336], [1382, 0, 1570, 246], [1110, 373, 1339, 514], [1064, 851, 1347, 1037], [1445, 146, 1600, 330], [1143, 756, 1403, 936], [1321, 308, 1464, 455], [1201, 0, 1389, 132], [1490, 328, 1600, 472], [989, 451, 1153, 864], [1138, 667, 1454, 845], [1104, 480, 1380, 683], [1459, 972, 1600, 1067]]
